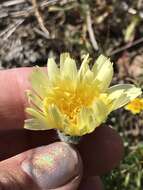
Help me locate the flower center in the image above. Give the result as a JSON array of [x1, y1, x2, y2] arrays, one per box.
[[43, 80, 99, 124]]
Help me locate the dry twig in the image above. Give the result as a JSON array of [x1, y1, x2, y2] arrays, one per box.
[[0, 0, 70, 39], [31, 0, 50, 38], [109, 37, 143, 56], [0, 19, 25, 40], [2, 0, 25, 7], [86, 6, 99, 51], [33, 27, 49, 39], [0, 0, 71, 18]]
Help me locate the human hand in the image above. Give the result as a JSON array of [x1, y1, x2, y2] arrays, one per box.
[[0, 68, 124, 189]]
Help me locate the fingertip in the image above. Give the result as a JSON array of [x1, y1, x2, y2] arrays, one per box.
[[21, 142, 83, 189], [0, 142, 83, 190]]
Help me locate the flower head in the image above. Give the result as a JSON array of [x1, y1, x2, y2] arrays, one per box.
[[24, 53, 142, 136], [124, 98, 143, 114]]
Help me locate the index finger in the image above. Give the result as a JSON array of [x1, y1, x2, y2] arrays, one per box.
[[0, 68, 33, 130]]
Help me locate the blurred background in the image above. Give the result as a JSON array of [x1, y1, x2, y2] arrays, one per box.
[[0, 0, 143, 189]]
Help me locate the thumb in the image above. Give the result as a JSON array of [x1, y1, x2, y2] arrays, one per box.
[[0, 142, 82, 190]]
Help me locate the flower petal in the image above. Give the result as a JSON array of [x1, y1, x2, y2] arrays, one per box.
[[61, 57, 77, 80], [24, 119, 49, 130], [92, 55, 108, 75], [107, 84, 142, 110], [47, 58, 59, 81], [92, 55, 113, 91], [60, 52, 70, 70], [78, 54, 90, 81], [26, 90, 42, 110], [92, 99, 108, 124], [77, 107, 96, 136], [29, 67, 49, 97], [83, 69, 94, 83], [48, 104, 64, 130], [24, 108, 53, 130], [26, 107, 52, 128], [124, 98, 143, 114]]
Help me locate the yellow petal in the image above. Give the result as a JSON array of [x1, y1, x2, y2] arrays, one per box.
[[92, 99, 108, 124], [24, 119, 49, 130], [60, 56, 77, 80], [29, 67, 49, 97], [26, 90, 42, 109], [92, 55, 108, 75], [44, 102, 70, 132], [77, 107, 96, 136], [107, 84, 142, 110], [48, 104, 64, 130], [60, 52, 70, 71], [83, 69, 94, 83], [92, 55, 113, 91], [63, 123, 76, 136], [124, 98, 143, 114], [47, 58, 59, 81], [78, 54, 90, 81], [125, 104, 141, 114], [26, 108, 52, 128]]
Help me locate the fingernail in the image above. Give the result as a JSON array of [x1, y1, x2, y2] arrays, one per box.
[[21, 142, 82, 189]]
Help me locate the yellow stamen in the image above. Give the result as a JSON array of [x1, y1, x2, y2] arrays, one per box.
[[43, 79, 99, 125]]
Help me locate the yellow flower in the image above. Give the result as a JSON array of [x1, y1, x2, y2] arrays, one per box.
[[24, 53, 142, 136], [124, 98, 143, 114]]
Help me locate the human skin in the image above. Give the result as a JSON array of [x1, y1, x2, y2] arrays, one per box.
[[0, 68, 124, 189]]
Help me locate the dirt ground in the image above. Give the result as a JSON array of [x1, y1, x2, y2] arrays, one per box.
[[1, 0, 143, 68]]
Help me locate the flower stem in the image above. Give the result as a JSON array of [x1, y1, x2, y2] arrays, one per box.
[[57, 130, 81, 144]]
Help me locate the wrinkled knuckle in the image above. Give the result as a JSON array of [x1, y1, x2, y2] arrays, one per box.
[[0, 172, 23, 190]]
